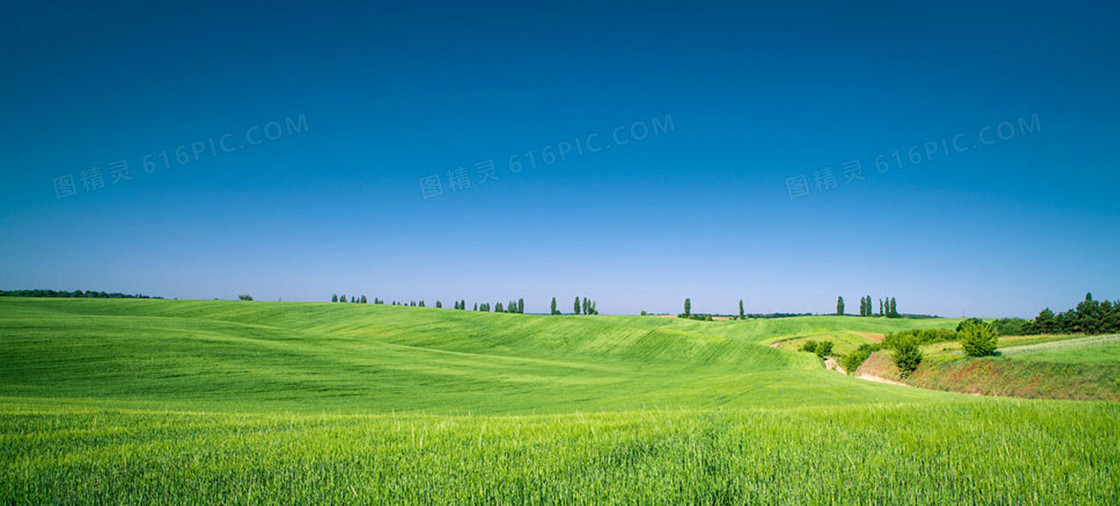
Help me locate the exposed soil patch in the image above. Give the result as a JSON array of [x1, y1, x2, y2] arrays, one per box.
[[854, 332, 885, 343]]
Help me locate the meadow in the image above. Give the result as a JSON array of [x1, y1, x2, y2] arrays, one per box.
[[1, 298, 1118, 503]]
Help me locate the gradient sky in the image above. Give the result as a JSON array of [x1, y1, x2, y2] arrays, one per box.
[[2, 1, 1118, 317]]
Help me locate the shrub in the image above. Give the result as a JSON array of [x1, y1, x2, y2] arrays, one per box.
[[892, 339, 923, 378], [841, 344, 876, 374], [956, 318, 983, 333], [992, 318, 1029, 336], [882, 328, 958, 349], [815, 341, 834, 359], [799, 340, 818, 353], [960, 320, 998, 357], [238, 294, 253, 301]]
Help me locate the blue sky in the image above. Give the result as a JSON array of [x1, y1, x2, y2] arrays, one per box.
[[2, 1, 1118, 317]]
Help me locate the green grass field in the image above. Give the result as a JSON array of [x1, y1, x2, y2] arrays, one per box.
[[2, 298, 1118, 503], [1003, 334, 1120, 364]]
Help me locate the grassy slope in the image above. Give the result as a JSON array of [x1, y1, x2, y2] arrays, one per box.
[[1004, 334, 1120, 364], [2, 299, 1118, 503], [867, 333, 1120, 401]]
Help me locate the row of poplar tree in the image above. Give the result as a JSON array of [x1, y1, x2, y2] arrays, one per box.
[[847, 295, 900, 317], [329, 295, 608, 315], [330, 294, 527, 313], [549, 297, 599, 315]]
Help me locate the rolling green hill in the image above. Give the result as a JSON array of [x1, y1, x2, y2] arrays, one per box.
[[0, 298, 960, 414], [1, 298, 1118, 504]]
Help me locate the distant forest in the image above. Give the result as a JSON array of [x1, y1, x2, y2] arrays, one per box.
[[0, 289, 160, 299]]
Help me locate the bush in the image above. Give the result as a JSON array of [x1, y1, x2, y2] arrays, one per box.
[[892, 339, 923, 378], [799, 340, 818, 353], [960, 320, 998, 357], [238, 294, 253, 301], [956, 318, 983, 333], [815, 341, 834, 359], [992, 318, 1029, 336], [882, 328, 958, 349], [841, 344, 876, 374]]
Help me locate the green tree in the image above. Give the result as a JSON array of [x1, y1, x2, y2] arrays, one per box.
[[889, 297, 898, 318], [739, 299, 745, 320], [879, 299, 884, 317], [331, 294, 338, 303], [960, 320, 998, 357], [799, 340, 818, 353], [496, 302, 504, 313], [892, 339, 923, 378], [340, 294, 347, 304], [1032, 308, 1055, 334], [836, 296, 845, 316], [238, 294, 253, 301], [574, 297, 581, 315], [815, 340, 834, 359], [435, 301, 442, 308], [551, 297, 559, 315], [518, 298, 525, 314], [684, 298, 692, 318], [1076, 292, 1104, 335], [360, 295, 367, 304]]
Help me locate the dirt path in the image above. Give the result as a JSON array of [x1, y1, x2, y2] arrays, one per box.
[[771, 340, 906, 387], [853, 374, 910, 387], [823, 357, 846, 374]]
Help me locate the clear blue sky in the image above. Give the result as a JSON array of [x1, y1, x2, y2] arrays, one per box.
[[2, 1, 1118, 317]]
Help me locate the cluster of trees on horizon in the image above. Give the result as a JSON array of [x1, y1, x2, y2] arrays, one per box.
[[548, 296, 599, 316], [1025, 293, 1120, 335], [848, 296, 899, 318]]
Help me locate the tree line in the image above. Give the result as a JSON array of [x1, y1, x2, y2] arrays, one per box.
[[330, 294, 527, 313], [0, 289, 159, 299], [1026, 293, 1120, 335], [328, 295, 610, 315]]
